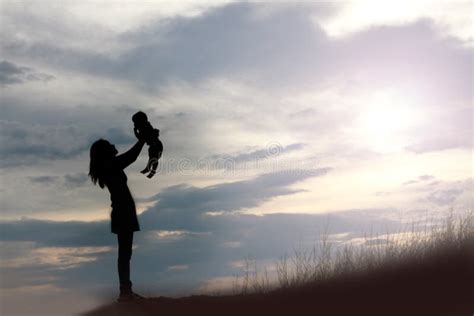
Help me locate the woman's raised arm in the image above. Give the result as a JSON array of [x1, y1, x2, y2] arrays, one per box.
[[115, 139, 146, 170]]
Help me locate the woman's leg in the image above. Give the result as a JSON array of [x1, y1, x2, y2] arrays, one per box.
[[117, 231, 134, 294]]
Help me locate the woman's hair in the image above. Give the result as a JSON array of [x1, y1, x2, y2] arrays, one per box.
[[89, 139, 113, 189]]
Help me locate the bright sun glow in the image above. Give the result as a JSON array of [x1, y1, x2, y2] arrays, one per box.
[[355, 91, 421, 153]]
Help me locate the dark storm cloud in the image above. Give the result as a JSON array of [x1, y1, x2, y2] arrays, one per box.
[[0, 60, 54, 85]]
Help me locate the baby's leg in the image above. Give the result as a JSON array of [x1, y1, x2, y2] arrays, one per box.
[[140, 159, 151, 174], [146, 159, 158, 178], [146, 148, 162, 178], [140, 147, 153, 174]]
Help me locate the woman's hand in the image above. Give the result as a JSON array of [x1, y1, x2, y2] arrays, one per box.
[[134, 127, 146, 142], [116, 132, 146, 169]]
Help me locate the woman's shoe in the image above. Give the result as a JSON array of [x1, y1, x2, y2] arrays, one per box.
[[117, 281, 146, 302], [132, 292, 146, 300], [117, 291, 146, 302], [117, 292, 135, 302]]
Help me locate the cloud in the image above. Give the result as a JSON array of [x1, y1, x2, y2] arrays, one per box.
[[318, 1, 472, 44], [1, 1, 234, 60], [64, 173, 89, 188], [426, 189, 464, 206], [1, 3, 471, 167], [0, 105, 141, 167], [168, 265, 189, 271], [0, 169, 332, 246], [1, 3, 332, 89], [412, 178, 472, 208], [402, 174, 435, 185], [0, 242, 112, 270], [0, 60, 54, 85], [419, 175, 435, 181], [405, 135, 473, 154], [0, 218, 111, 247], [209, 143, 306, 166], [8, 4, 473, 160], [0, 120, 92, 167], [139, 168, 332, 231], [3, 4, 470, 97], [1, 282, 98, 316], [29, 175, 59, 184]]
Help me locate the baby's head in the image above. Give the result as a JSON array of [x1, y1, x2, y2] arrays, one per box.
[[132, 111, 148, 127]]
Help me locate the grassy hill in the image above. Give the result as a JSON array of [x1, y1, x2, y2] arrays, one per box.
[[82, 214, 473, 316]]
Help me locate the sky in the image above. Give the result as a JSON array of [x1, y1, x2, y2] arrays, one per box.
[[0, 1, 472, 315]]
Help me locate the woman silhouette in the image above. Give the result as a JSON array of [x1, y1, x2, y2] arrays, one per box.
[[89, 128, 146, 302]]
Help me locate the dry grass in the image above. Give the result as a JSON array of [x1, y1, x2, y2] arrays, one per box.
[[233, 210, 473, 294]]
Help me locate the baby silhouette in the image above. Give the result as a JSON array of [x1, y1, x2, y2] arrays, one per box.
[[132, 111, 163, 178]]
